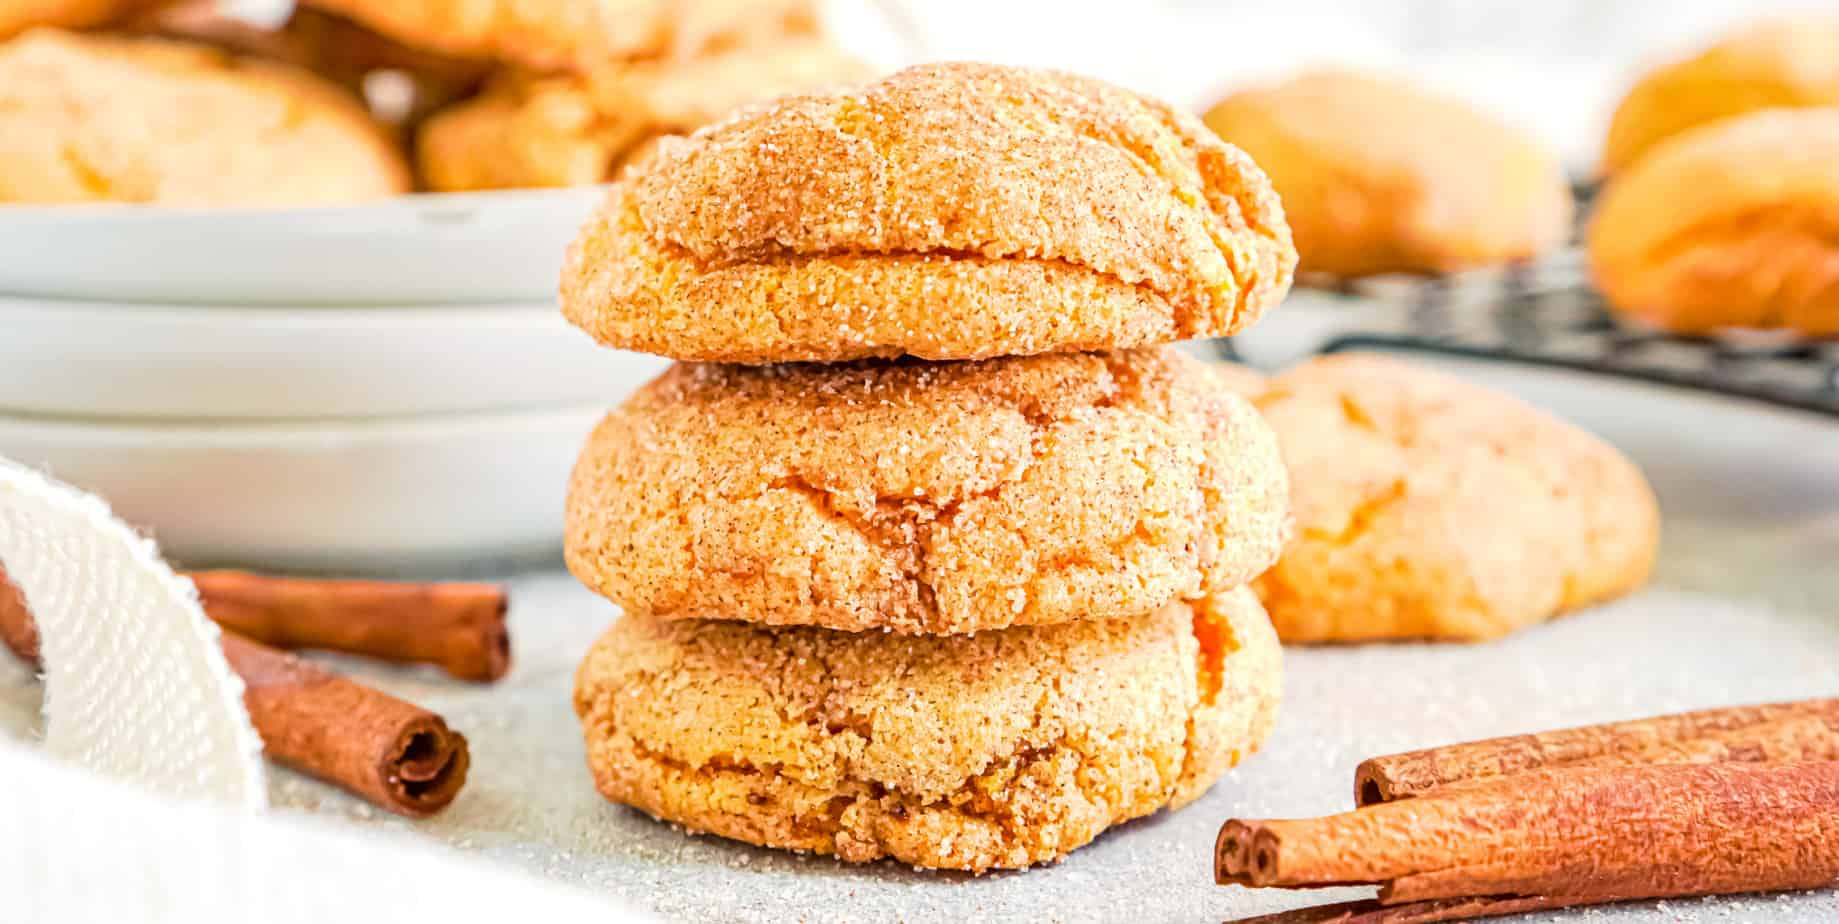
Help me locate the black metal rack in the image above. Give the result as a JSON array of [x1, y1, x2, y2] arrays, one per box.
[[1216, 234, 1839, 421]]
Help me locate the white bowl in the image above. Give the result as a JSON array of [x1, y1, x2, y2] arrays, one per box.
[[0, 187, 604, 305], [0, 295, 666, 419], [0, 404, 609, 572]]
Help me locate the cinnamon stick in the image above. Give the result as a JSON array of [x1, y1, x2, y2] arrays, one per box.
[[1354, 698, 1839, 806], [1217, 761, 1839, 905], [221, 631, 470, 817], [191, 571, 510, 682], [1227, 894, 1624, 924], [0, 564, 509, 681]]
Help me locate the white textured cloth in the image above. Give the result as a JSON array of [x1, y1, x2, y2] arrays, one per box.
[[0, 457, 264, 808]]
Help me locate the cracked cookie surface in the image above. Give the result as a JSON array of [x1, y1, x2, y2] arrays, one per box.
[[561, 61, 1295, 363], [1203, 70, 1571, 279], [300, 0, 816, 71], [1588, 107, 1839, 336], [1253, 354, 1659, 643], [572, 586, 1281, 872], [565, 347, 1290, 634], [418, 36, 869, 191], [0, 29, 408, 205]]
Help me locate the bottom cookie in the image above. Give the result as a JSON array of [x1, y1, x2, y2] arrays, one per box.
[[572, 587, 1281, 872]]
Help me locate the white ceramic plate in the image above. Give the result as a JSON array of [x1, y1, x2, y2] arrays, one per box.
[[0, 404, 608, 571], [0, 295, 666, 419], [0, 187, 604, 306]]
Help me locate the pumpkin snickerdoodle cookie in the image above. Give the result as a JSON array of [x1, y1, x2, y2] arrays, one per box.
[[1589, 107, 1839, 336], [1602, 18, 1839, 176], [0, 0, 145, 39], [561, 62, 1296, 364], [300, 0, 817, 72], [566, 346, 1290, 635], [417, 36, 870, 191], [0, 29, 408, 205], [1253, 354, 1658, 643], [572, 586, 1282, 873], [1203, 70, 1572, 279]]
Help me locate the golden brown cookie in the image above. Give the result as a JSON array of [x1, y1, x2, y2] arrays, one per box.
[[561, 62, 1296, 364], [1602, 19, 1839, 176], [300, 0, 817, 72], [417, 37, 870, 192], [1253, 354, 1659, 643], [1588, 108, 1839, 336], [1202, 70, 1572, 278], [573, 586, 1281, 873], [0, 29, 409, 205], [0, 0, 145, 38], [565, 347, 1290, 635]]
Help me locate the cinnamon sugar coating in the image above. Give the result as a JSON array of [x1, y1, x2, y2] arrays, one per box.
[[418, 37, 870, 191], [561, 62, 1296, 363], [572, 587, 1282, 873], [1203, 71, 1572, 278], [1588, 108, 1839, 335], [565, 347, 1290, 634], [1253, 354, 1659, 643]]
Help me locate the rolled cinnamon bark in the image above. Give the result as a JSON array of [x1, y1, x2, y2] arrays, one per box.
[[192, 571, 510, 682], [1218, 761, 1839, 905], [0, 564, 510, 681], [1227, 894, 1622, 924], [1354, 699, 1839, 806], [221, 631, 470, 817]]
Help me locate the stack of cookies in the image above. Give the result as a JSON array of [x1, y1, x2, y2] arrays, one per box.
[[561, 62, 1299, 873]]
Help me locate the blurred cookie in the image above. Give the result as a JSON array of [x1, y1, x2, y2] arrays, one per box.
[[1254, 354, 1658, 643], [0, 29, 408, 205], [1603, 19, 1839, 176], [300, 0, 817, 72], [1589, 108, 1839, 335], [0, 0, 144, 38], [1203, 71, 1572, 278], [562, 62, 1296, 364], [418, 37, 870, 191], [1211, 360, 1266, 398], [573, 587, 1281, 872], [566, 347, 1290, 634]]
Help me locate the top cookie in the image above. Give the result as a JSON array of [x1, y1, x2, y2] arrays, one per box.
[[1203, 71, 1572, 278], [0, 29, 409, 205], [300, 0, 818, 72], [561, 62, 1296, 364], [1603, 18, 1839, 176]]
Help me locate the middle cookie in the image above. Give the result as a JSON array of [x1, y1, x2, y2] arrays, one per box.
[[566, 347, 1290, 634]]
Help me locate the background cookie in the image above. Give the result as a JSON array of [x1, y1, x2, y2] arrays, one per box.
[[0, 0, 143, 38], [0, 29, 409, 205], [1589, 107, 1839, 336], [562, 62, 1295, 364], [566, 348, 1290, 635], [1254, 354, 1659, 643], [1202, 70, 1572, 279], [418, 37, 869, 191], [1602, 18, 1839, 176], [301, 0, 817, 72], [573, 587, 1281, 873]]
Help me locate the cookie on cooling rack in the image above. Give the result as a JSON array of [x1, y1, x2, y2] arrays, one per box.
[[1202, 70, 1572, 279], [0, 29, 408, 205], [565, 346, 1289, 635], [417, 36, 870, 191], [1253, 354, 1659, 643], [1602, 18, 1839, 176], [573, 586, 1281, 873], [560, 61, 1296, 364], [1589, 108, 1839, 337]]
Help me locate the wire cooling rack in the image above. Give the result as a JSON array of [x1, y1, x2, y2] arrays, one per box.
[[1216, 238, 1839, 421]]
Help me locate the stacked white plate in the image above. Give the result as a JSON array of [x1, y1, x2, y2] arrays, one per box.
[[0, 188, 667, 571]]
